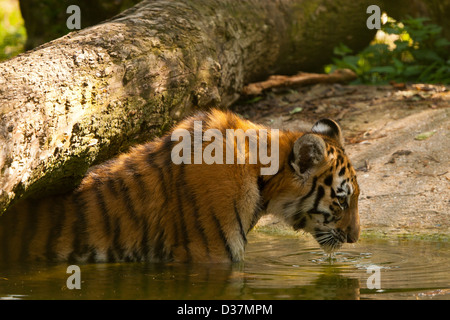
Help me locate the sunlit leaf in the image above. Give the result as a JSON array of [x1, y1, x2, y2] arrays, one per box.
[[289, 107, 303, 114], [414, 131, 436, 141]]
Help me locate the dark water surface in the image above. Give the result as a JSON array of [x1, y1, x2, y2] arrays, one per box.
[[0, 232, 449, 300]]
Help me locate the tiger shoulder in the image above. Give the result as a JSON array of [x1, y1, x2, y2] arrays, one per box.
[[0, 109, 360, 263]]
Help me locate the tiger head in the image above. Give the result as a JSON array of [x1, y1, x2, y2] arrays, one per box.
[[267, 119, 360, 253]]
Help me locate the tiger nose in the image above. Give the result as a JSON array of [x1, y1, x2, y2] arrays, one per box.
[[346, 228, 359, 243], [346, 234, 358, 243], [345, 226, 360, 243]]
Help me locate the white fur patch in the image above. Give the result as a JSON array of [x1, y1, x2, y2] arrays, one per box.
[[312, 122, 332, 134]]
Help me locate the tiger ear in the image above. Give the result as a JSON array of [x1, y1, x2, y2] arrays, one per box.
[[290, 134, 326, 177], [311, 119, 343, 146]]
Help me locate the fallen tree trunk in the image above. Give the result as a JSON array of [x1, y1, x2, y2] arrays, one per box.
[[0, 0, 381, 213]]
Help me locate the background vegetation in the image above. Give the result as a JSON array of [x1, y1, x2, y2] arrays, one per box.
[[326, 15, 450, 84], [0, 0, 26, 61]]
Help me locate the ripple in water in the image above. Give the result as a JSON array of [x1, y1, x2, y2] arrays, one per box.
[[0, 233, 448, 299]]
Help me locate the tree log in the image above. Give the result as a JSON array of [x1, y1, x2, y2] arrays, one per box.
[[0, 0, 381, 214]]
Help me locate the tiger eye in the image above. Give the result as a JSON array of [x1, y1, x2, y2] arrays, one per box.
[[338, 196, 348, 209]]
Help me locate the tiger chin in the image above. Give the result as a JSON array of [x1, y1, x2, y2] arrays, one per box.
[[0, 110, 360, 264]]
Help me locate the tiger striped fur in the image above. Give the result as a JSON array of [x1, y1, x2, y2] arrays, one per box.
[[0, 109, 360, 263]]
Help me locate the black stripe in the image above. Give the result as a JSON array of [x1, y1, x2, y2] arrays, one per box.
[[117, 177, 149, 260], [45, 197, 66, 261], [120, 165, 150, 261], [69, 192, 89, 262], [93, 178, 112, 237], [323, 212, 332, 224], [87, 249, 97, 263], [339, 166, 346, 176], [117, 177, 140, 226], [174, 165, 191, 262], [0, 216, 7, 262], [140, 219, 149, 262], [293, 216, 306, 230], [329, 146, 335, 154], [151, 195, 170, 261], [179, 164, 210, 258], [106, 177, 119, 198], [331, 188, 337, 199], [1, 208, 14, 262], [147, 150, 169, 208], [20, 200, 39, 261], [292, 209, 305, 229], [162, 159, 179, 250], [150, 138, 176, 262], [301, 176, 318, 202], [257, 176, 266, 192], [124, 158, 147, 204], [153, 229, 167, 261], [160, 134, 175, 155], [172, 206, 180, 248], [313, 186, 325, 211], [295, 176, 318, 212], [324, 174, 333, 186], [104, 178, 121, 262], [248, 205, 263, 233], [234, 201, 247, 245], [211, 209, 234, 262], [107, 248, 116, 262], [308, 209, 332, 218], [111, 216, 124, 261]]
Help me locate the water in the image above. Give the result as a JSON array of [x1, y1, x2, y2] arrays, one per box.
[[0, 232, 449, 300]]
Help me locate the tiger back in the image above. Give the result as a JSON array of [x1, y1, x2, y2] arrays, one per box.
[[0, 109, 360, 263]]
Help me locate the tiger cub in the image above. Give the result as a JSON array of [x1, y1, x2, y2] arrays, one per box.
[[0, 109, 360, 263]]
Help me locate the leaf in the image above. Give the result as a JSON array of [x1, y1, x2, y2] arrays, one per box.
[[366, 43, 389, 54], [369, 66, 396, 74], [383, 26, 402, 35], [413, 49, 444, 63], [333, 43, 353, 57], [434, 38, 450, 48], [341, 55, 360, 71], [404, 65, 424, 77], [393, 58, 404, 71], [289, 107, 303, 114], [245, 96, 262, 104], [414, 131, 436, 140], [393, 40, 410, 53]]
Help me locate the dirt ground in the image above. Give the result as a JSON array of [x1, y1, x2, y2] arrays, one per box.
[[232, 82, 450, 237]]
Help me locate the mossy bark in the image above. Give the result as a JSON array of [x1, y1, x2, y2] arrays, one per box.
[[1, 0, 381, 214]]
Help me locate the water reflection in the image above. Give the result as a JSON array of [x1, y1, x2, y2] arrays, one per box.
[[0, 260, 362, 300], [0, 233, 449, 300]]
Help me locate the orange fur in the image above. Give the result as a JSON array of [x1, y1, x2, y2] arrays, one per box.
[[0, 110, 360, 263]]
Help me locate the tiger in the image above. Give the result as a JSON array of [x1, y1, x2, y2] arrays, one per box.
[[0, 109, 360, 263]]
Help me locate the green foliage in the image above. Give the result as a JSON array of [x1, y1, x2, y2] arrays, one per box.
[[0, 0, 26, 61], [325, 17, 450, 84]]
